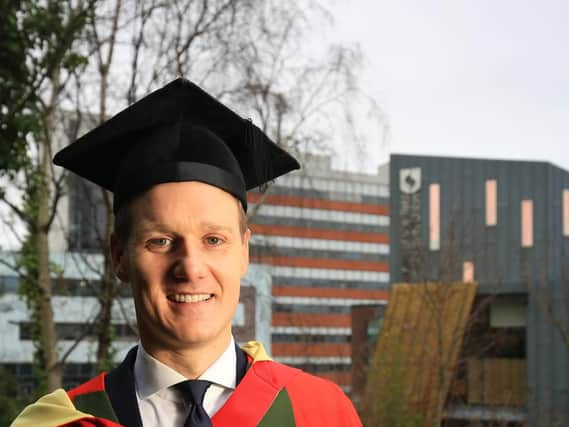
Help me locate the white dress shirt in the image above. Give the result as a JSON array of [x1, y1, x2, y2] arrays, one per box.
[[134, 337, 237, 427]]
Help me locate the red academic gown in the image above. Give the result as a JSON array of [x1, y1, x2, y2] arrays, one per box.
[[11, 342, 361, 427]]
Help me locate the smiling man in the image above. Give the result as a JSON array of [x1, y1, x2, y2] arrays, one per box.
[[11, 79, 362, 427]]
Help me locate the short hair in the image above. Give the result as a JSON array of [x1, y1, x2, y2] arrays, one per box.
[[113, 195, 248, 246]]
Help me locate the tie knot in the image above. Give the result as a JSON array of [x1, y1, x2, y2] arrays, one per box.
[[175, 379, 211, 405]]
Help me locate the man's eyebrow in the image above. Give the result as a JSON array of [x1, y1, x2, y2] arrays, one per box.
[[136, 221, 171, 233], [136, 221, 235, 233], [200, 222, 234, 232]]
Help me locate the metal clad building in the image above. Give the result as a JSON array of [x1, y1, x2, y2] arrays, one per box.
[[390, 154, 569, 426]]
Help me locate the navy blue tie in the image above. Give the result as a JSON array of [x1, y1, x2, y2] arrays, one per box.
[[175, 380, 212, 427]]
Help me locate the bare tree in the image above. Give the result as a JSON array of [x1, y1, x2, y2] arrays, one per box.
[[57, 0, 383, 374], [85, 0, 124, 371]]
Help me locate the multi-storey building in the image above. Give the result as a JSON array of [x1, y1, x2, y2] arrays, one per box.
[[248, 154, 390, 390], [388, 154, 569, 427]]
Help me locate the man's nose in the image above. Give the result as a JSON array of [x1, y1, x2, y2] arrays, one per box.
[[172, 240, 206, 282]]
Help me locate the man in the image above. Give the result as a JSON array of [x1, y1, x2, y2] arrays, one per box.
[[11, 78, 362, 426]]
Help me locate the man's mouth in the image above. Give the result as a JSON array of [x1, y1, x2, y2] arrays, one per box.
[[168, 293, 213, 303]]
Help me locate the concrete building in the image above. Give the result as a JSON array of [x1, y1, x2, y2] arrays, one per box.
[[389, 154, 569, 427], [248, 154, 390, 389]]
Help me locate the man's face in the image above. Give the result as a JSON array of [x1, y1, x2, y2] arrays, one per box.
[[111, 181, 250, 353]]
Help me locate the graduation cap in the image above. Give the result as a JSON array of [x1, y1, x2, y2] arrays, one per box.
[[53, 78, 300, 213]]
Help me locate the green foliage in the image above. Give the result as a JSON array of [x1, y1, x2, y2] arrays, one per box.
[[0, 0, 38, 173], [0, 367, 32, 425], [97, 322, 117, 372], [0, 0, 92, 175], [16, 164, 47, 394]]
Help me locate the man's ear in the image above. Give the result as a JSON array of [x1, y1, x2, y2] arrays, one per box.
[[110, 232, 129, 282], [240, 227, 251, 276]]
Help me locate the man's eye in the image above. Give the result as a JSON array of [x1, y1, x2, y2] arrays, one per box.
[[147, 238, 172, 249], [205, 236, 223, 246]]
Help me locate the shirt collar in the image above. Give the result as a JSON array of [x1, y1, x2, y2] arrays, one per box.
[[134, 337, 237, 400]]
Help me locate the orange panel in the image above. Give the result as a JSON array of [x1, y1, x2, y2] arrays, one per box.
[[249, 223, 389, 244], [272, 286, 389, 301], [485, 179, 498, 226], [429, 183, 440, 250], [272, 343, 351, 357], [252, 255, 389, 272], [248, 192, 389, 215], [463, 261, 475, 283], [272, 312, 351, 328], [564, 189, 569, 236], [521, 200, 533, 247]]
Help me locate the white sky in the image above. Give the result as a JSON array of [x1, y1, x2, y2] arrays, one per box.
[[327, 0, 569, 172]]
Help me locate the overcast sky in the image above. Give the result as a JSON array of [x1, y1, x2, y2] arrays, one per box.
[[327, 0, 569, 172]]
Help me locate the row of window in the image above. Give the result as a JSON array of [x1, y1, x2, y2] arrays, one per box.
[[252, 214, 386, 234], [19, 322, 137, 341], [270, 275, 389, 291], [250, 244, 386, 264], [270, 266, 389, 282], [278, 174, 388, 198], [271, 333, 351, 343], [0, 277, 133, 297], [273, 296, 385, 307], [253, 203, 389, 226], [1, 362, 99, 397], [249, 235, 389, 255], [266, 185, 388, 206], [273, 303, 350, 315]]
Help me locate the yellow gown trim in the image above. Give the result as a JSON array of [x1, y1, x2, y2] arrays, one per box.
[[10, 388, 94, 427]]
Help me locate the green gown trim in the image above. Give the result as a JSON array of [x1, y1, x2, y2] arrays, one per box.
[[257, 389, 296, 427]]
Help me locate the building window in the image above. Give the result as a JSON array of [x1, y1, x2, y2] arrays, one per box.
[[463, 261, 475, 282], [429, 183, 440, 251], [20, 322, 138, 340], [485, 179, 497, 226], [521, 200, 533, 248], [563, 189, 569, 236]]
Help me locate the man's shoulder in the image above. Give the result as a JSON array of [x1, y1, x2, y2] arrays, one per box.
[[285, 365, 347, 398], [256, 361, 362, 426], [249, 358, 347, 395], [10, 387, 122, 427]]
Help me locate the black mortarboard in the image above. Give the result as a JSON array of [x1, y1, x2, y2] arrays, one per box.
[[53, 78, 299, 213]]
